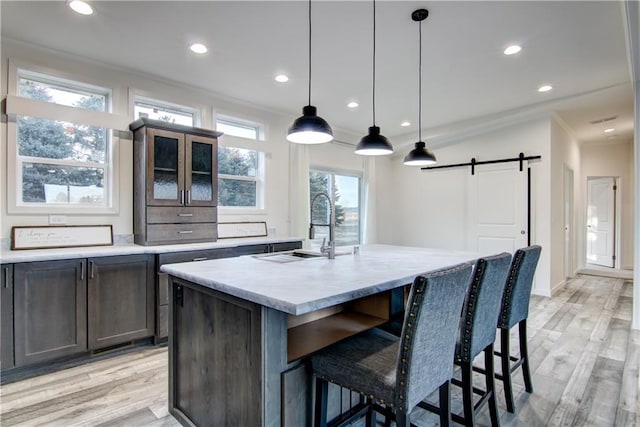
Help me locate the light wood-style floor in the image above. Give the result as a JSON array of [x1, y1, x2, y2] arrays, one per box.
[[0, 275, 637, 426]]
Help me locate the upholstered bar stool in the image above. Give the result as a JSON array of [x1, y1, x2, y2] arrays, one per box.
[[310, 263, 473, 427], [495, 245, 541, 413], [419, 252, 511, 426]]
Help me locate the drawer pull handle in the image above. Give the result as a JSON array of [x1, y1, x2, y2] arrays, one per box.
[[3, 267, 9, 288], [192, 257, 208, 262], [178, 213, 193, 217], [178, 230, 193, 234], [180, 190, 185, 205], [186, 190, 191, 205]]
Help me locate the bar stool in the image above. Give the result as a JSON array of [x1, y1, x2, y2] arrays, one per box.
[[419, 252, 511, 426], [310, 263, 473, 427], [495, 245, 541, 413]]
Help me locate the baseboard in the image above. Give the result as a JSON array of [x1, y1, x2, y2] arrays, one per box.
[[550, 280, 566, 296]]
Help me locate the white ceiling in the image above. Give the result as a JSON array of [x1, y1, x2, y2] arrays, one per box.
[[1, 1, 635, 148]]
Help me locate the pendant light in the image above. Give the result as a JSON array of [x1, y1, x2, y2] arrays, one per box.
[[355, 0, 393, 156], [287, 0, 333, 144], [404, 9, 437, 166]]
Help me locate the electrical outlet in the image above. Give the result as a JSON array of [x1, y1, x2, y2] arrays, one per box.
[[49, 215, 67, 225]]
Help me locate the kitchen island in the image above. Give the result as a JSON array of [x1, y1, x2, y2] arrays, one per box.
[[161, 244, 478, 427]]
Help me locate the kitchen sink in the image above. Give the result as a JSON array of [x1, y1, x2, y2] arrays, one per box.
[[252, 250, 325, 263]]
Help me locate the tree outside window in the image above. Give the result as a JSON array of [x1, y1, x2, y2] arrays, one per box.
[[17, 76, 109, 206]]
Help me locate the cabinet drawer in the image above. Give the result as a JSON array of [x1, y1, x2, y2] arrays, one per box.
[[158, 247, 234, 266], [147, 206, 217, 224], [147, 223, 218, 244]]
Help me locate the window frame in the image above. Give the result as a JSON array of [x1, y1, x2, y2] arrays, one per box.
[[215, 114, 266, 212], [133, 96, 200, 127], [309, 166, 363, 246], [6, 61, 124, 214]]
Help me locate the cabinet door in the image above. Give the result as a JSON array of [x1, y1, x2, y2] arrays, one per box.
[[88, 255, 155, 349], [147, 128, 185, 206], [14, 259, 87, 367], [1, 265, 14, 369], [185, 134, 217, 207]]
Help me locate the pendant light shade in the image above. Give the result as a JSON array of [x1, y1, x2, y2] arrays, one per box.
[[355, 126, 393, 155], [404, 9, 436, 166], [355, 0, 393, 156], [287, 106, 333, 144], [287, 0, 333, 144], [403, 141, 436, 166]]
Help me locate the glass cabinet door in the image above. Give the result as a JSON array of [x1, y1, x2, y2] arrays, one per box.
[[147, 128, 185, 206], [185, 135, 217, 207]]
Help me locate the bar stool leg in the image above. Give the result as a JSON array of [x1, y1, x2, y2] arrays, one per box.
[[314, 377, 328, 427], [485, 344, 500, 427], [438, 381, 451, 427], [396, 411, 409, 427], [519, 320, 533, 393], [500, 328, 515, 413], [461, 362, 475, 427]]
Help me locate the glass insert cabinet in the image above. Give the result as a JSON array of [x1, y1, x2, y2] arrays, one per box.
[[131, 118, 222, 245]]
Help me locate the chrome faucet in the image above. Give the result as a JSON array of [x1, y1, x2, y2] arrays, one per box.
[[309, 192, 336, 259]]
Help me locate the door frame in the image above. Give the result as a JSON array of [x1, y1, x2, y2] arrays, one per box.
[[564, 165, 574, 279], [585, 176, 620, 269]]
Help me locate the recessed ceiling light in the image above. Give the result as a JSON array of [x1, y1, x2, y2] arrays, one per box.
[[604, 128, 615, 133], [68, 0, 93, 15], [347, 101, 359, 109], [189, 43, 208, 54], [503, 45, 522, 55], [538, 85, 553, 93], [275, 74, 289, 83], [400, 121, 411, 127]]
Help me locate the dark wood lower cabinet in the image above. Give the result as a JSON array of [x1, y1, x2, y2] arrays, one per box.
[[170, 281, 264, 426], [1, 265, 14, 369], [13, 259, 87, 367], [88, 254, 155, 349]]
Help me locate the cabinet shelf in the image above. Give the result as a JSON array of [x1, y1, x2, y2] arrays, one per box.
[[287, 311, 387, 362], [191, 170, 212, 175], [154, 167, 178, 173]]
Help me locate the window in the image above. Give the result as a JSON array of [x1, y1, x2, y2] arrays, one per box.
[[218, 147, 260, 207], [216, 117, 260, 139], [216, 116, 264, 209], [15, 73, 111, 207], [310, 169, 361, 246], [134, 98, 196, 126]]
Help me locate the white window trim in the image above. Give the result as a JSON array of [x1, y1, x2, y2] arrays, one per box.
[[133, 95, 202, 127], [215, 113, 266, 141], [6, 61, 121, 215], [217, 146, 266, 213], [309, 166, 363, 245]]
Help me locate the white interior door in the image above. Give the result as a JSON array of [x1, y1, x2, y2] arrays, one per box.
[[586, 177, 615, 267], [466, 162, 528, 254]]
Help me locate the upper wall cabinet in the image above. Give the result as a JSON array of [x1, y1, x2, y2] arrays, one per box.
[[131, 118, 223, 245]]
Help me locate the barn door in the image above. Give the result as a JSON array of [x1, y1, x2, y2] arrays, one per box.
[[466, 162, 528, 254], [586, 177, 616, 267]]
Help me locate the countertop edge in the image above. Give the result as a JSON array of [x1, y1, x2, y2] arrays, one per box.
[[0, 236, 304, 263]]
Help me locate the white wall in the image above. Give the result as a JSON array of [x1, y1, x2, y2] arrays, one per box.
[[386, 117, 554, 296], [0, 39, 296, 240], [580, 140, 635, 270], [550, 118, 581, 290]]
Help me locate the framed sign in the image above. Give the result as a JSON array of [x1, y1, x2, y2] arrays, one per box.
[[11, 225, 113, 250], [217, 222, 268, 239]]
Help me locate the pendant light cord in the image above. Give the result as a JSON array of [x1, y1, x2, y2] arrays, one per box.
[[418, 18, 422, 142], [372, 0, 377, 126], [308, 0, 312, 106]]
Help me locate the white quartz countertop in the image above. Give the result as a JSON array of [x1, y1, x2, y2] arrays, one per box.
[[0, 236, 303, 263], [160, 244, 479, 315]]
